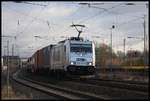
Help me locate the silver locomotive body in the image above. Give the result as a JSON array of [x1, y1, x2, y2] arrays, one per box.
[[51, 39, 96, 75]]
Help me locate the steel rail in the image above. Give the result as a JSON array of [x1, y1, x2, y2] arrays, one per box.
[[21, 76, 110, 100], [12, 73, 70, 99], [12, 71, 110, 100], [75, 78, 149, 93], [91, 77, 149, 86]]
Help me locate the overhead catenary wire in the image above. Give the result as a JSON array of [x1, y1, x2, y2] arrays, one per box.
[[3, 2, 43, 22], [71, 5, 83, 23], [3, 2, 148, 57], [117, 16, 145, 45], [15, 5, 47, 37], [39, 4, 83, 42], [76, 2, 147, 54], [77, 3, 123, 24], [13, 1, 48, 7], [3, 7, 46, 38], [77, 2, 147, 27], [75, 3, 122, 49], [12, 3, 63, 45], [4, 5, 48, 24], [8, 10, 66, 49], [117, 16, 144, 27], [119, 16, 145, 38], [54, 5, 84, 39], [7, 4, 47, 56], [3, 3, 49, 56], [23, 2, 48, 7], [46, 2, 83, 39]]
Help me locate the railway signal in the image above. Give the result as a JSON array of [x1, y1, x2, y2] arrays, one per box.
[[110, 25, 115, 70]]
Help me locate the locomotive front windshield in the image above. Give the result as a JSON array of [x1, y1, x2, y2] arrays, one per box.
[[70, 44, 92, 53]]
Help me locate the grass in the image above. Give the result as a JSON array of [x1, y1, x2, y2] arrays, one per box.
[[1, 84, 33, 99], [1, 71, 33, 100], [95, 70, 149, 83]]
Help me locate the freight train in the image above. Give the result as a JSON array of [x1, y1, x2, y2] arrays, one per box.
[[25, 37, 96, 76]]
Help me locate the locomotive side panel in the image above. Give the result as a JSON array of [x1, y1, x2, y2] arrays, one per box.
[[59, 45, 65, 68], [43, 46, 51, 69], [92, 43, 96, 67], [50, 47, 54, 69], [64, 41, 70, 71], [51, 44, 65, 70]]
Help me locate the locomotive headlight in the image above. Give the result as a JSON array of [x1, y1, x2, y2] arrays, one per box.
[[71, 62, 74, 65], [88, 62, 92, 65], [71, 61, 75, 65]]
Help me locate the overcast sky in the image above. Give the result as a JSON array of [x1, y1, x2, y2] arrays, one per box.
[[2, 1, 149, 58]]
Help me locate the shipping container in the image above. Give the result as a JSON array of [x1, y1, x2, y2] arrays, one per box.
[[43, 45, 51, 69], [38, 49, 43, 69], [26, 57, 31, 70], [34, 51, 39, 69]]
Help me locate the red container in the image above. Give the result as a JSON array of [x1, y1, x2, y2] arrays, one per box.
[[34, 51, 39, 69], [27, 57, 31, 70], [38, 49, 43, 69], [26, 59, 29, 70]]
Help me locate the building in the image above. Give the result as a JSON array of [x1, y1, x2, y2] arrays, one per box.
[[2, 56, 20, 72]]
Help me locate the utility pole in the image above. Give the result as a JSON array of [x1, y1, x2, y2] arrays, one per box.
[[4, 48, 6, 56], [123, 38, 126, 65], [3, 46, 7, 56], [12, 44, 14, 56], [2, 35, 16, 56], [110, 25, 115, 70], [7, 40, 9, 99], [143, 15, 146, 70]]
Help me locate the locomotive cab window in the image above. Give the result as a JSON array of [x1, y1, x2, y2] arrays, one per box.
[[70, 44, 92, 53]]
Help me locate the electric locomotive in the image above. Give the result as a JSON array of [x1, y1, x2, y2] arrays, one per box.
[[25, 24, 96, 75], [51, 37, 96, 75]]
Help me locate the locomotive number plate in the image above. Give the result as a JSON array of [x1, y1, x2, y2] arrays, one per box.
[[76, 58, 85, 61], [76, 62, 86, 65]]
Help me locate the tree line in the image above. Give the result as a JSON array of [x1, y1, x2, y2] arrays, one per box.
[[95, 43, 149, 69]]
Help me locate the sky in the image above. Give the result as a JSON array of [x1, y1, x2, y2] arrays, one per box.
[[2, 1, 149, 58]]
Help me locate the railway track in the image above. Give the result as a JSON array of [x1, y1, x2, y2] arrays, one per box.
[[74, 78, 149, 93], [15, 70, 148, 99], [91, 77, 148, 85], [64, 78, 148, 99], [12, 71, 110, 100]]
